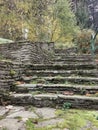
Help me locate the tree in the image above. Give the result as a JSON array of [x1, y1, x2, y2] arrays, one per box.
[[22, 0, 79, 42], [0, 0, 23, 40], [0, 0, 79, 43], [74, 0, 90, 29], [53, 0, 78, 42]]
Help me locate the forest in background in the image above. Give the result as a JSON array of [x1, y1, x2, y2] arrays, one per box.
[[0, 0, 98, 46]]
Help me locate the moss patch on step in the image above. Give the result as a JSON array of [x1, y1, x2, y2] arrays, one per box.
[[26, 109, 98, 130]]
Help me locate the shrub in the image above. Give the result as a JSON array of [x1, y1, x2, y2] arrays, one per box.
[[74, 29, 95, 54], [63, 102, 72, 110]]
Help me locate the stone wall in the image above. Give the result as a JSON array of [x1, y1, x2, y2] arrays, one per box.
[[0, 60, 17, 91], [55, 47, 77, 55], [7, 94, 98, 110], [0, 41, 54, 64], [0, 41, 54, 91]]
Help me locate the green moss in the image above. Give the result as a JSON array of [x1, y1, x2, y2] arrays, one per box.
[[0, 115, 4, 120], [26, 119, 35, 130], [26, 109, 98, 130], [14, 116, 22, 121], [2, 128, 8, 130], [55, 109, 98, 130], [30, 80, 38, 84], [10, 69, 16, 76]]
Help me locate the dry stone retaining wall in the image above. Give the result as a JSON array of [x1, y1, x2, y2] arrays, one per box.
[[0, 41, 54, 90], [9, 94, 98, 110], [0, 41, 54, 64], [0, 61, 15, 90]]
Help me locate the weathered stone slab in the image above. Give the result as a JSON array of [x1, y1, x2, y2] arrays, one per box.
[[36, 118, 64, 128], [0, 107, 9, 116], [7, 110, 38, 119], [0, 119, 25, 130], [35, 107, 56, 119], [16, 83, 98, 95], [23, 69, 98, 77]]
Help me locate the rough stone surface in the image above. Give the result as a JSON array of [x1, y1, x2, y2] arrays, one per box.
[[7, 110, 38, 119], [36, 118, 64, 128], [16, 83, 98, 95], [0, 106, 98, 130], [8, 93, 98, 109], [0, 107, 9, 116], [0, 41, 54, 90], [0, 119, 25, 130], [35, 107, 56, 119], [0, 61, 16, 90], [81, 121, 98, 130], [0, 41, 54, 64]]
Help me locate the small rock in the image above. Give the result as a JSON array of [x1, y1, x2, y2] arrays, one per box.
[[5, 105, 13, 110]]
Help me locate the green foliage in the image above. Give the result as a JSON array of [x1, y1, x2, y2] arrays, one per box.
[[25, 109, 98, 130], [52, 0, 79, 43], [75, 0, 90, 29], [74, 29, 94, 54], [63, 102, 72, 110], [0, 0, 79, 44], [10, 69, 16, 76], [55, 109, 98, 129], [0, 0, 23, 40], [96, 116, 98, 120], [55, 0, 77, 33], [2, 128, 8, 130], [26, 118, 35, 130]]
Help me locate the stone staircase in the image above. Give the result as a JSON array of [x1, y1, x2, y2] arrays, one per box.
[[10, 49, 98, 109]]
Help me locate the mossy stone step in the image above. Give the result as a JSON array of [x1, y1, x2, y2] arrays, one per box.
[[16, 83, 98, 94], [10, 93, 98, 109], [21, 76, 98, 84], [53, 61, 96, 65], [52, 60, 95, 65], [43, 77, 98, 84], [25, 63, 96, 70], [54, 53, 93, 57], [54, 56, 94, 61], [24, 69, 98, 77]]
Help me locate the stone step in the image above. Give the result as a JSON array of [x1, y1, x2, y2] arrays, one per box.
[[22, 76, 98, 84], [24, 63, 96, 70], [10, 93, 98, 109], [16, 83, 98, 94], [53, 57, 94, 62], [54, 48, 77, 54], [24, 69, 98, 77], [53, 57, 95, 63], [44, 77, 98, 84], [53, 61, 95, 65], [54, 55, 93, 59], [54, 54, 93, 58]]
